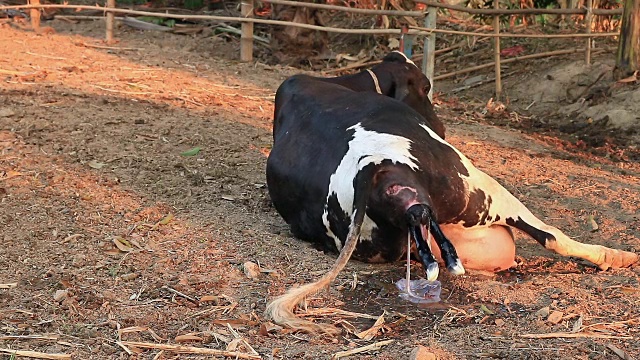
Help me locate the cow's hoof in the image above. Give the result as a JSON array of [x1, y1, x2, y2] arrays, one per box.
[[597, 247, 639, 270], [447, 258, 465, 276], [425, 262, 440, 281]]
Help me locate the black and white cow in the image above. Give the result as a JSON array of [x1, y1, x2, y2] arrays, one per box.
[[273, 51, 446, 140], [265, 61, 639, 335]]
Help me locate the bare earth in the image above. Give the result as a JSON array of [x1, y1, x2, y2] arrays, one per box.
[[1, 20, 639, 360]]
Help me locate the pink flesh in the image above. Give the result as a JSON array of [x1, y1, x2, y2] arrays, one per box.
[[426, 225, 517, 273]]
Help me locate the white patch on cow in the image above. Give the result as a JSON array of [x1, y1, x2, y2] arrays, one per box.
[[322, 123, 418, 243], [418, 123, 521, 227], [392, 50, 417, 67], [322, 211, 343, 251], [360, 215, 378, 242]]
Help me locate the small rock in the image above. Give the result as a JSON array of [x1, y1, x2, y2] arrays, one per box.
[[0, 108, 16, 118], [494, 318, 505, 326], [53, 289, 68, 302], [409, 345, 436, 360], [243, 261, 261, 279], [534, 306, 550, 318], [120, 273, 138, 281]]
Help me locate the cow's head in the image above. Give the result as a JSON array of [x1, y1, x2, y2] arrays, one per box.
[[372, 51, 445, 139]]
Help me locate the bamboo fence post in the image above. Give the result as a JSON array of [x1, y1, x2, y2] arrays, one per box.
[[422, 6, 437, 101], [28, 0, 40, 33], [493, 0, 502, 101], [585, 0, 593, 65], [106, 0, 115, 43], [240, 0, 254, 62]]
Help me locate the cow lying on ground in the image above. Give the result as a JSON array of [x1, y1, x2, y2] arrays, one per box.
[[273, 51, 446, 140], [265, 61, 639, 335]]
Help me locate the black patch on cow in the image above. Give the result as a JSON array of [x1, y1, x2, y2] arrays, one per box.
[[506, 216, 557, 247], [456, 189, 491, 227], [325, 193, 350, 250], [351, 222, 406, 263]]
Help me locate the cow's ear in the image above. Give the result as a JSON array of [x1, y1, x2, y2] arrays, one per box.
[[383, 51, 407, 64]]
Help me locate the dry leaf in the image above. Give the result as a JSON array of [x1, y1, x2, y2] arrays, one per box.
[[606, 343, 634, 360], [212, 319, 259, 327], [620, 286, 640, 295], [1, 170, 23, 180], [113, 236, 133, 252], [200, 295, 220, 303], [410, 345, 437, 360], [588, 215, 599, 232], [495, 318, 505, 326], [175, 334, 203, 343], [226, 338, 242, 351], [118, 326, 165, 342], [88, 160, 106, 169], [61, 234, 83, 244], [128, 238, 143, 249], [547, 310, 564, 324], [571, 314, 583, 333], [355, 314, 386, 340], [480, 304, 495, 315], [158, 213, 174, 225], [120, 273, 138, 281], [259, 322, 283, 336], [243, 261, 261, 279]]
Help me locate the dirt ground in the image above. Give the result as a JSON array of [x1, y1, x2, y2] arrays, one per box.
[[1, 19, 639, 360]]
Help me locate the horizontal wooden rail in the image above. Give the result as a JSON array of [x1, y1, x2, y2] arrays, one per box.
[[414, 0, 622, 16], [260, 0, 424, 17], [411, 25, 619, 38], [0, 4, 415, 34], [433, 46, 612, 80]]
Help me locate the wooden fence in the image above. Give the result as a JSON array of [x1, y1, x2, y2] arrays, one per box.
[[1, 1, 624, 100]]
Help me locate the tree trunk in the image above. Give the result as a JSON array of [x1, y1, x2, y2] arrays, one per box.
[[613, 0, 640, 79], [270, 2, 329, 63]]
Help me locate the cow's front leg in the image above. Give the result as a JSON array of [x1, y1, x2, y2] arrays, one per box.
[[429, 218, 465, 275]]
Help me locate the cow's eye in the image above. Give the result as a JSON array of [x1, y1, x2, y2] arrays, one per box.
[[423, 86, 430, 94]]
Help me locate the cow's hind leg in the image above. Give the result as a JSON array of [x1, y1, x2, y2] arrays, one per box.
[[486, 180, 639, 270], [429, 218, 466, 275], [409, 224, 440, 281]]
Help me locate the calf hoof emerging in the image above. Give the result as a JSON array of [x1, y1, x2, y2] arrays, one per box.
[[447, 258, 466, 276], [434, 225, 517, 273], [425, 261, 440, 282]]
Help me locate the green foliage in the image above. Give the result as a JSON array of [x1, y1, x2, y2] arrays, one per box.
[[184, 0, 205, 10], [137, 16, 176, 27], [116, 0, 148, 5]]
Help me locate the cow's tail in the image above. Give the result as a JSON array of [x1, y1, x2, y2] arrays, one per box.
[[265, 165, 376, 335]]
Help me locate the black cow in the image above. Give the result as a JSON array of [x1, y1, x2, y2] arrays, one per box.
[[273, 51, 445, 140], [265, 63, 638, 335]]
